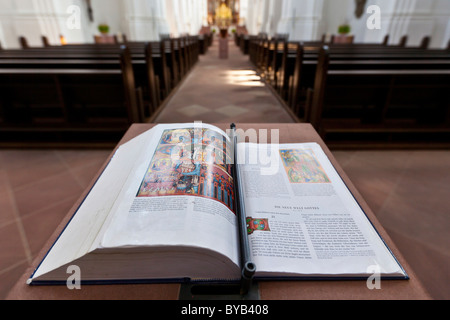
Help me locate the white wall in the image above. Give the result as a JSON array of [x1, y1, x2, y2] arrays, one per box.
[[321, 0, 352, 39], [125, 0, 157, 41], [247, 0, 325, 40], [348, 0, 450, 47], [88, 0, 127, 40], [0, 0, 207, 48], [241, 0, 450, 48], [0, 0, 123, 47], [245, 0, 264, 35], [0, 0, 22, 48], [239, 0, 248, 26], [125, 0, 206, 40], [3, 0, 445, 48], [262, 0, 283, 37], [0, 0, 66, 48], [396, 0, 450, 48], [287, 0, 324, 41], [53, 0, 92, 44]]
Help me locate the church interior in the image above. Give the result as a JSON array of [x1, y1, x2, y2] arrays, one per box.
[[0, 0, 449, 299]]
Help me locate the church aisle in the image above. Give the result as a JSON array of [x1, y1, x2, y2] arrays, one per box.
[[152, 37, 297, 124]]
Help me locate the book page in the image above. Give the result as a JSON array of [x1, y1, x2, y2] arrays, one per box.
[[98, 123, 240, 269], [237, 143, 405, 278], [31, 127, 157, 281]]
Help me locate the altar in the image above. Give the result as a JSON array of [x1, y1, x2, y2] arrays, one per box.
[[215, 1, 233, 59]]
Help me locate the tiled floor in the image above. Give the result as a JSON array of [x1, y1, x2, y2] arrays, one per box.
[[0, 149, 113, 298], [1, 39, 449, 300], [333, 151, 450, 300], [153, 38, 296, 124]]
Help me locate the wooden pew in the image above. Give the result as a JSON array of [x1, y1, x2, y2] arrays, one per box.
[[260, 39, 276, 83], [41, 36, 51, 47], [0, 47, 154, 119], [306, 46, 450, 148], [253, 35, 442, 106], [286, 43, 450, 118], [198, 34, 208, 54], [419, 36, 431, 49], [6, 36, 197, 94], [0, 41, 172, 117], [187, 36, 200, 69], [248, 37, 450, 147], [0, 46, 144, 145], [240, 35, 257, 55], [0, 36, 200, 125], [19, 36, 29, 49], [107, 41, 172, 102], [399, 35, 408, 47], [175, 38, 186, 80], [268, 39, 290, 92], [255, 38, 271, 78], [157, 36, 199, 91]]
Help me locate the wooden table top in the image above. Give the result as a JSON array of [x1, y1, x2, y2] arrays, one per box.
[[6, 123, 431, 300]]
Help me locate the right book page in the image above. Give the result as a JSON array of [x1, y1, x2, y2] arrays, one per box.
[[236, 142, 407, 279]]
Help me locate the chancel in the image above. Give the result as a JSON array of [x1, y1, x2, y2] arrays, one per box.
[[0, 0, 448, 301]]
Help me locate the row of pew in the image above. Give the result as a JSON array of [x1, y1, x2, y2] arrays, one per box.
[[240, 34, 450, 148], [0, 35, 212, 146]]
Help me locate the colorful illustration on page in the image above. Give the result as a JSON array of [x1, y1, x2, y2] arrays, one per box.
[[279, 149, 331, 184], [136, 128, 235, 213], [247, 217, 270, 235]]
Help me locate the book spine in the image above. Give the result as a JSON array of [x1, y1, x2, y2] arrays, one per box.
[[230, 123, 256, 294]]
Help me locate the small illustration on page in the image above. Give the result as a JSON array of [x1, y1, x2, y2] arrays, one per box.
[[247, 217, 270, 235], [279, 149, 331, 183]]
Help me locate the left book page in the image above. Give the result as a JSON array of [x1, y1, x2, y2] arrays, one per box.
[[29, 123, 241, 284], [98, 124, 240, 265]]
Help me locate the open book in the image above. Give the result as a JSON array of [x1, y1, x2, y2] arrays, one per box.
[[28, 123, 407, 285]]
